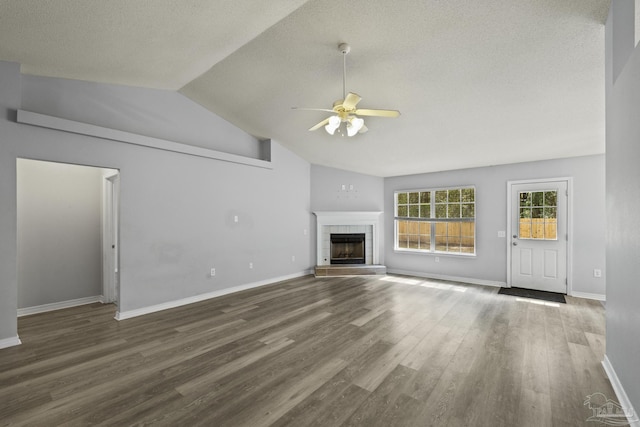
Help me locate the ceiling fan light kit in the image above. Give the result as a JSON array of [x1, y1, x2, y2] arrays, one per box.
[[293, 43, 400, 137]]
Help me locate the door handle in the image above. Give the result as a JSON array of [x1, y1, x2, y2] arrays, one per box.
[[512, 235, 518, 239], [512, 242, 518, 246]]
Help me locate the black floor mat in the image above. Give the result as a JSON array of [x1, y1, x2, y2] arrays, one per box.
[[498, 287, 566, 304]]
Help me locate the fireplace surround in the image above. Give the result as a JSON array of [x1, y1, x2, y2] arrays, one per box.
[[313, 211, 383, 266]]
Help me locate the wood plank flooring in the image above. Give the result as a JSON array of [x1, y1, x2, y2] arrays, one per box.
[[0, 275, 615, 426]]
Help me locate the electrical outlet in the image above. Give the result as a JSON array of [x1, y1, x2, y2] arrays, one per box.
[[435, 257, 440, 263], [304, 229, 308, 235], [594, 269, 602, 278], [249, 262, 253, 269], [234, 215, 239, 223], [210, 268, 216, 277], [498, 230, 506, 238], [292, 255, 296, 262]]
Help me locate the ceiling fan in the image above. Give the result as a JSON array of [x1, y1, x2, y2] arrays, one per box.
[[293, 43, 400, 137]]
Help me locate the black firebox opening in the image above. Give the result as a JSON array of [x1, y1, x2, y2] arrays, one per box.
[[330, 233, 365, 265]]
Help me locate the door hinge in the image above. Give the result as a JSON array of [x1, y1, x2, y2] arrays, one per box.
[[565, 278, 568, 285]]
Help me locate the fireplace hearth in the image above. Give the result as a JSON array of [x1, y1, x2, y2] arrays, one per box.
[[330, 233, 365, 265]]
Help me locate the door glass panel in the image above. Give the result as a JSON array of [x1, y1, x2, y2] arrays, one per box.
[[519, 190, 557, 240]]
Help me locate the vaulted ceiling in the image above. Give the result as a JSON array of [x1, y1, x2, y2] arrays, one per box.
[[0, 0, 611, 177]]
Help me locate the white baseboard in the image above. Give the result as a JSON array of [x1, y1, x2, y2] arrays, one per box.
[[0, 335, 22, 349], [115, 270, 313, 321], [17, 295, 104, 317], [602, 355, 640, 427], [571, 291, 606, 301], [386, 269, 506, 288]]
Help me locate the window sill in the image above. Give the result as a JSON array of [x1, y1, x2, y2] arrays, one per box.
[[393, 248, 476, 258]]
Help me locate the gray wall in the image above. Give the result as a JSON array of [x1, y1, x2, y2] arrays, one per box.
[[310, 164, 384, 212], [0, 61, 312, 342], [384, 155, 606, 296], [0, 61, 21, 341], [20, 74, 261, 159], [310, 164, 385, 263], [17, 159, 104, 308], [605, 0, 640, 413]]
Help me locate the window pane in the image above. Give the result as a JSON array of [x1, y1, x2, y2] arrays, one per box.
[[544, 191, 557, 207], [462, 204, 474, 218], [435, 190, 447, 203], [532, 192, 544, 206], [461, 221, 475, 237], [546, 221, 557, 240], [520, 208, 531, 219], [397, 220, 408, 248], [532, 219, 544, 238], [520, 192, 531, 207], [409, 192, 419, 204], [462, 188, 474, 202], [435, 204, 447, 218], [448, 189, 461, 203], [397, 193, 407, 204], [397, 205, 408, 217], [448, 222, 461, 238], [419, 204, 430, 218], [409, 205, 419, 218], [519, 219, 531, 238], [461, 237, 475, 253], [420, 192, 430, 203], [419, 221, 431, 236], [445, 223, 461, 252], [448, 204, 461, 218], [408, 234, 420, 249], [544, 207, 556, 219], [532, 208, 543, 219]]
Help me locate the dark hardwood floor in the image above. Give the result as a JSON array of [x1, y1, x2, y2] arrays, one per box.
[[0, 275, 615, 426]]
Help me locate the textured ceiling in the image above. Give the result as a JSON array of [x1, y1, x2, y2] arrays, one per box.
[[0, 0, 611, 177]]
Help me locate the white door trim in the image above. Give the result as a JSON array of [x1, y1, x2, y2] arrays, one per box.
[[506, 177, 573, 295], [102, 171, 120, 304]]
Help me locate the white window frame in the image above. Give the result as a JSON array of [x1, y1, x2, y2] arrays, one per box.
[[394, 186, 476, 256]]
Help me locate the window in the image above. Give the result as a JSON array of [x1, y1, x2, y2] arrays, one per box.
[[518, 190, 557, 240], [395, 187, 475, 255]]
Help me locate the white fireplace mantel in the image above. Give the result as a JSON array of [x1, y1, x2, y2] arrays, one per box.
[[313, 211, 383, 266]]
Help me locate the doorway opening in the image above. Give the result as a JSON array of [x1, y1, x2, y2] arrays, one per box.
[[17, 159, 120, 316]]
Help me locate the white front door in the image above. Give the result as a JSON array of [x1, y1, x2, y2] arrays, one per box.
[[510, 181, 567, 294]]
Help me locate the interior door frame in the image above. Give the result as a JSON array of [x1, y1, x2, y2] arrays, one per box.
[[102, 171, 120, 304], [506, 177, 573, 295]]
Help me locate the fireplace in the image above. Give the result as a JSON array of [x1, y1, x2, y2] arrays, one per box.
[[330, 233, 365, 265], [314, 211, 382, 267]]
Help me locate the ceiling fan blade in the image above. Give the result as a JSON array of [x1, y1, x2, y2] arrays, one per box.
[[354, 108, 401, 118], [342, 92, 362, 110], [309, 117, 330, 131], [292, 107, 335, 113]]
